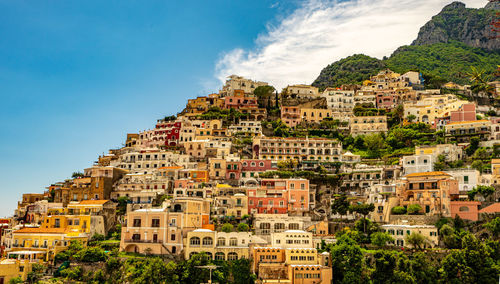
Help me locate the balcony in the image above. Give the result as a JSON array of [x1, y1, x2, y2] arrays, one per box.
[[124, 239, 162, 244]]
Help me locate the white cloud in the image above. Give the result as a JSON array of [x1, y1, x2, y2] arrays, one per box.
[[215, 0, 487, 90]]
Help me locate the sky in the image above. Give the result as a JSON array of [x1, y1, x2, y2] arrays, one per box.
[[0, 0, 488, 216]]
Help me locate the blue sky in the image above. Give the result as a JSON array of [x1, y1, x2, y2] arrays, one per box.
[[0, 0, 297, 216], [0, 0, 487, 216]]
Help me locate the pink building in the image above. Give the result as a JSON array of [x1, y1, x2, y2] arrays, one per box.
[[224, 93, 258, 110], [281, 106, 301, 128], [375, 91, 399, 110], [240, 159, 278, 179], [226, 161, 242, 180], [450, 103, 476, 122], [247, 179, 309, 214], [450, 201, 481, 221]]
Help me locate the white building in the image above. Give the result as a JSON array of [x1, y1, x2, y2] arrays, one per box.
[[402, 154, 434, 175]]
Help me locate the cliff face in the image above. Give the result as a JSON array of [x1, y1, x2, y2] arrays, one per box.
[[411, 2, 499, 51]]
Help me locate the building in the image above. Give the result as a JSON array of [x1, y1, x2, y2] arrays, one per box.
[[402, 154, 435, 175], [397, 172, 459, 217], [248, 179, 311, 214], [349, 116, 388, 136], [301, 108, 332, 124], [228, 120, 262, 136], [253, 137, 342, 162], [219, 75, 268, 97], [254, 214, 312, 236], [414, 144, 463, 162], [381, 223, 438, 247], [184, 229, 258, 260], [444, 120, 491, 143], [283, 85, 319, 99], [281, 106, 301, 128], [120, 197, 211, 256]]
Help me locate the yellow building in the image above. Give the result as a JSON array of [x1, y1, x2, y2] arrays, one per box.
[[184, 229, 255, 260], [0, 251, 43, 283], [444, 120, 491, 143], [350, 116, 388, 136], [403, 94, 468, 126], [382, 224, 439, 247], [300, 108, 332, 124], [9, 227, 87, 261]]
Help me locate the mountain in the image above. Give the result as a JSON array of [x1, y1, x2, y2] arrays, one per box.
[[412, 1, 499, 51], [311, 54, 385, 91], [312, 2, 500, 90]]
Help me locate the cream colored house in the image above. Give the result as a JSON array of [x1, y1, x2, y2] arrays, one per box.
[[349, 116, 388, 136], [381, 223, 438, 248]]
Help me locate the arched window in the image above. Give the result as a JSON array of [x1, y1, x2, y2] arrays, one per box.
[[202, 237, 213, 246], [217, 237, 226, 246], [459, 206, 470, 212], [227, 252, 238, 260], [215, 252, 225, 260], [229, 238, 238, 246], [190, 237, 200, 246]]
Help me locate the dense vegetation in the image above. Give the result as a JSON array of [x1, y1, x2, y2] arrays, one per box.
[[312, 2, 500, 90], [313, 41, 500, 90]]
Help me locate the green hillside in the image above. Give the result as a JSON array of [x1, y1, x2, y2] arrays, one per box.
[[312, 41, 500, 90]]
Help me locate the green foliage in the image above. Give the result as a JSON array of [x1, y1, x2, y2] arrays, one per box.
[[391, 206, 407, 215], [484, 217, 500, 239], [407, 204, 423, 215], [312, 54, 386, 90], [331, 194, 350, 220], [59, 266, 83, 281], [468, 185, 495, 201], [72, 171, 84, 178], [253, 85, 275, 98], [313, 41, 500, 89], [405, 232, 428, 249], [439, 233, 500, 283], [221, 223, 234, 233], [8, 277, 23, 284], [116, 196, 130, 215], [371, 232, 394, 247], [74, 246, 107, 262], [26, 263, 45, 284], [370, 251, 416, 283], [330, 235, 365, 283], [237, 223, 250, 232]]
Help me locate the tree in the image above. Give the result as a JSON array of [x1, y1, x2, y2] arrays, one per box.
[[349, 203, 375, 233], [484, 217, 500, 239], [116, 196, 130, 215], [440, 233, 500, 283], [465, 137, 480, 156], [8, 277, 23, 284], [221, 223, 234, 233], [71, 171, 84, 178], [407, 114, 416, 122], [407, 204, 422, 215], [391, 206, 406, 215], [330, 235, 365, 283], [468, 185, 495, 201], [371, 232, 394, 247], [364, 134, 386, 158], [405, 232, 427, 249], [331, 194, 350, 223], [237, 223, 250, 232], [26, 263, 45, 284]]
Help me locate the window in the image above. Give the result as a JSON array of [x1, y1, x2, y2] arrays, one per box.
[[229, 238, 238, 246], [190, 237, 200, 246], [227, 252, 238, 260], [133, 219, 141, 227], [151, 218, 160, 227], [217, 237, 226, 246], [202, 237, 213, 246]]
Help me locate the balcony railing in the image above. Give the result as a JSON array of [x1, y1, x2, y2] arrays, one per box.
[[124, 239, 162, 244]]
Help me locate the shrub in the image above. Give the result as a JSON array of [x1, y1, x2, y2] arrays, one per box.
[[237, 223, 250, 232], [391, 206, 406, 215], [407, 204, 422, 215], [221, 223, 234, 233]]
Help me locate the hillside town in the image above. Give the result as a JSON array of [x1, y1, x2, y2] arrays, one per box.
[[1, 70, 500, 283]]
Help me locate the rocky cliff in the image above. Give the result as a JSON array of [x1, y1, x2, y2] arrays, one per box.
[[411, 1, 499, 51]]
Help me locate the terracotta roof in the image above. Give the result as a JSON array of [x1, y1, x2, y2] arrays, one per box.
[[14, 227, 66, 234], [446, 120, 490, 126], [405, 171, 450, 178], [78, 200, 109, 205], [479, 203, 500, 214]]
